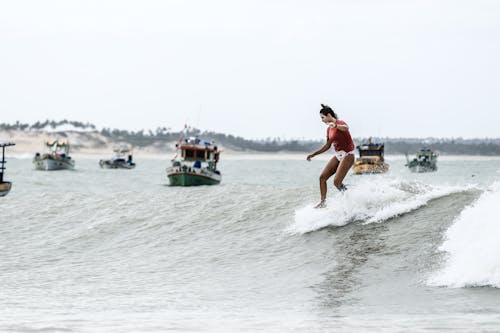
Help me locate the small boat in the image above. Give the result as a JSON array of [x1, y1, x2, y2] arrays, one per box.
[[33, 140, 75, 171], [99, 146, 136, 169], [0, 142, 16, 197], [405, 148, 438, 172], [353, 139, 389, 174], [166, 137, 221, 186]]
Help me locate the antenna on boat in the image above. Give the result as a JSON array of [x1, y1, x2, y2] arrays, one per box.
[[172, 124, 188, 161], [196, 105, 202, 130]]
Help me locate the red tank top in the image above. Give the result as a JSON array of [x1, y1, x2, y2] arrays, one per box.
[[327, 120, 355, 152]]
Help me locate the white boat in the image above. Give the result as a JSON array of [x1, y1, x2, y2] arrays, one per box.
[[99, 146, 136, 169], [33, 140, 75, 171]]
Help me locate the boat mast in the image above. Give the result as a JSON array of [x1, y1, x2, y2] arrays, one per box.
[[0, 145, 5, 183], [0, 143, 15, 183]]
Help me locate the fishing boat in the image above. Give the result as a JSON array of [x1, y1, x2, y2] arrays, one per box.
[[405, 148, 438, 172], [352, 139, 389, 174], [33, 140, 75, 170], [0, 142, 16, 197], [99, 146, 136, 169], [166, 137, 221, 186]]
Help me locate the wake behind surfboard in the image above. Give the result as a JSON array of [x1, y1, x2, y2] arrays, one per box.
[[289, 179, 473, 234]]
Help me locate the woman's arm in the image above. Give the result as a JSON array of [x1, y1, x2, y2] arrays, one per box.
[[307, 138, 333, 161], [329, 121, 349, 132]]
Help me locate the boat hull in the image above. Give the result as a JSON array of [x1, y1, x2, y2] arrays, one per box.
[[408, 164, 437, 173], [0, 182, 12, 197], [167, 170, 221, 186], [353, 162, 389, 175], [33, 156, 75, 170], [99, 160, 136, 169]]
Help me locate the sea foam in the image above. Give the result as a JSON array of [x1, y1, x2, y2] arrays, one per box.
[[289, 178, 470, 234], [428, 181, 500, 288]]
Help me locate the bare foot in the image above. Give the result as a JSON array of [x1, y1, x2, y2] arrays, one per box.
[[314, 200, 326, 209]]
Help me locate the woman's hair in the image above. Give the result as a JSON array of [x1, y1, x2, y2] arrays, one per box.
[[319, 104, 337, 119]]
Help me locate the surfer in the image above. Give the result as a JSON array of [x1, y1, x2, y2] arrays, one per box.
[[307, 104, 355, 208]]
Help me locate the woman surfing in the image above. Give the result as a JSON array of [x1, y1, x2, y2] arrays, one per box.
[[307, 104, 355, 208]]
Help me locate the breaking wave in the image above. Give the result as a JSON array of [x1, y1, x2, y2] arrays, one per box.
[[428, 181, 500, 288], [289, 178, 472, 234]]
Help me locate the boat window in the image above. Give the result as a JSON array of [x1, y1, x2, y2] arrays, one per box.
[[185, 149, 195, 158], [196, 150, 205, 159], [360, 150, 382, 156]]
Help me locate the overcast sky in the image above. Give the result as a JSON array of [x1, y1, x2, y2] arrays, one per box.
[[1, 0, 499, 139]]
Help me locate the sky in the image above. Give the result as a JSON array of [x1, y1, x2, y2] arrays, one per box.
[[0, 0, 499, 140]]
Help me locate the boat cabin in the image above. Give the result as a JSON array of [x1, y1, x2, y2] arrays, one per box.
[[177, 137, 220, 168], [415, 148, 437, 161], [356, 142, 385, 163], [112, 146, 133, 162]]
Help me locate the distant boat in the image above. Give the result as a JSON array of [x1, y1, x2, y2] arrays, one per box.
[[166, 137, 221, 186], [0, 142, 16, 197], [99, 146, 136, 169], [405, 148, 438, 173], [352, 139, 389, 174], [33, 140, 75, 170]]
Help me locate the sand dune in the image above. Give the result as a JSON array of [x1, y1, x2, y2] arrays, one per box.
[[0, 129, 177, 157]]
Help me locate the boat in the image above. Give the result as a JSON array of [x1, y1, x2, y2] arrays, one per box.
[[99, 146, 136, 169], [352, 139, 389, 174], [0, 142, 16, 197], [405, 148, 438, 172], [33, 140, 75, 170], [166, 137, 221, 186]]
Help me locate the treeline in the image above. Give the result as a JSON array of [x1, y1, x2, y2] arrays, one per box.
[[0, 120, 96, 131], [2, 120, 500, 155], [97, 127, 319, 152], [360, 137, 500, 156]]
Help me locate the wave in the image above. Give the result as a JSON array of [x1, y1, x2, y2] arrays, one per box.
[[428, 181, 500, 288], [288, 178, 472, 234]]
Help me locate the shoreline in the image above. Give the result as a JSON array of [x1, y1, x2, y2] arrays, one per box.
[[7, 151, 500, 161]]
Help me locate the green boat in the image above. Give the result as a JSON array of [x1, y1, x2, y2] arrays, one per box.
[[166, 137, 221, 186], [405, 148, 438, 172], [0, 142, 16, 197]]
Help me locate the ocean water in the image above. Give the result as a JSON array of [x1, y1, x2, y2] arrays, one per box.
[[1, 156, 500, 332]]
